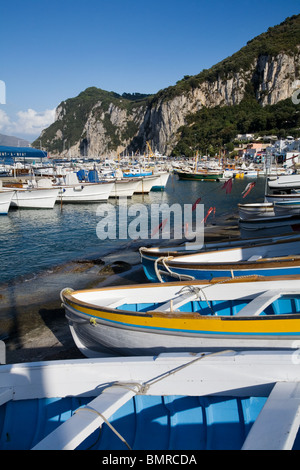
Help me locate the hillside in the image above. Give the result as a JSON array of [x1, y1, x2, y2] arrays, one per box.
[[33, 14, 300, 157]]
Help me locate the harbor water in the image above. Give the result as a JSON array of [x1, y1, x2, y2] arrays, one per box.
[[0, 175, 266, 344]]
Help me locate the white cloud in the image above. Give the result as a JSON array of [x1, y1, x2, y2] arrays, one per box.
[[0, 108, 55, 137], [0, 109, 11, 131]]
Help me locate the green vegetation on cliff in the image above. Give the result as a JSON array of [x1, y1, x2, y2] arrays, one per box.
[[172, 97, 300, 157]]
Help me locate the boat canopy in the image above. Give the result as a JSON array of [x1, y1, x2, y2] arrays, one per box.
[[0, 146, 48, 160]]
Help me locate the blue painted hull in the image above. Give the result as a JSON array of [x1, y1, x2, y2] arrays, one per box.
[[141, 253, 300, 282], [0, 394, 270, 450]]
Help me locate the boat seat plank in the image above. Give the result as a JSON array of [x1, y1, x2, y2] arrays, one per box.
[[235, 290, 282, 317], [32, 384, 140, 450], [242, 382, 300, 450], [235, 289, 300, 317]]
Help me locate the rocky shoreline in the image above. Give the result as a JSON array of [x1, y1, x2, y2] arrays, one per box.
[[1, 222, 240, 365]]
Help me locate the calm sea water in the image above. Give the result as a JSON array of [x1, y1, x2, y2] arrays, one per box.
[[0, 175, 265, 286]]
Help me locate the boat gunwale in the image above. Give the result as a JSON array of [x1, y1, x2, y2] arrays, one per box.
[[140, 235, 300, 262]]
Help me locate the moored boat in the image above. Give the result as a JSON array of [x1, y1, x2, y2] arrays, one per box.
[[109, 178, 140, 198], [0, 190, 14, 214], [134, 175, 162, 194], [268, 174, 300, 190], [10, 187, 60, 209], [61, 276, 300, 358], [141, 235, 300, 282], [1, 349, 300, 450], [238, 202, 275, 219], [239, 214, 300, 237], [54, 173, 114, 203], [274, 200, 300, 216], [176, 169, 223, 181]]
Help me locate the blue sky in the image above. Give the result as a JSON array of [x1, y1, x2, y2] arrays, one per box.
[[1, 0, 299, 141]]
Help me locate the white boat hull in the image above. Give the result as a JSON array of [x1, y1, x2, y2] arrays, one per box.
[[268, 175, 300, 190], [0, 190, 14, 214], [134, 175, 162, 193], [109, 179, 140, 198], [57, 182, 114, 203], [10, 188, 60, 209]]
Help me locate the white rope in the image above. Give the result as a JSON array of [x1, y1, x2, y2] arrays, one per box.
[[74, 404, 132, 450]]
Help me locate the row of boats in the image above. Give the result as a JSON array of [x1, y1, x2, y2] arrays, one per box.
[[2, 172, 300, 450], [239, 173, 300, 236], [0, 170, 170, 213]]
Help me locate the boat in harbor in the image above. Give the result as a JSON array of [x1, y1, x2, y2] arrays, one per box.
[[134, 174, 163, 193], [274, 200, 300, 216], [53, 173, 114, 203], [239, 214, 300, 237], [265, 190, 300, 203], [268, 174, 300, 190], [1, 349, 300, 450], [61, 275, 300, 358], [0, 189, 15, 214], [176, 169, 223, 181], [140, 235, 300, 282], [9, 187, 60, 209], [238, 202, 275, 219]]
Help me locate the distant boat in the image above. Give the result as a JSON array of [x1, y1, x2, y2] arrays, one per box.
[[2, 349, 300, 449], [61, 276, 300, 358], [176, 169, 223, 181], [0, 190, 14, 214]]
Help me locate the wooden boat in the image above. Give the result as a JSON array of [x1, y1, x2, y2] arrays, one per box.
[[238, 202, 275, 220], [265, 190, 300, 203], [1, 349, 300, 450], [61, 276, 300, 358], [140, 235, 300, 282], [239, 214, 300, 237], [0, 190, 14, 214], [274, 200, 300, 216], [176, 169, 223, 181]]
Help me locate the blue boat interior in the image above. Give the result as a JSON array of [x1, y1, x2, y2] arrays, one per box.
[[116, 297, 300, 316], [2, 393, 300, 450]]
